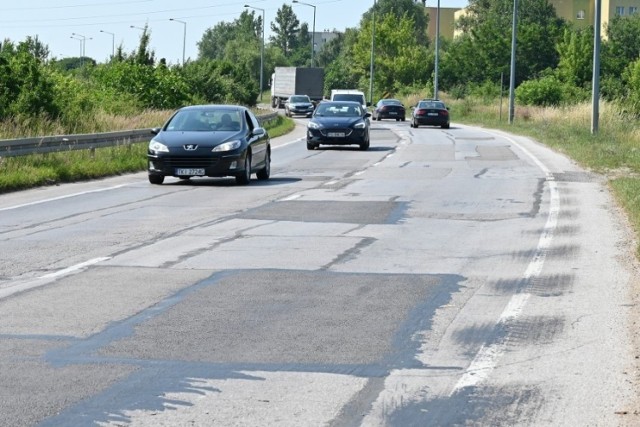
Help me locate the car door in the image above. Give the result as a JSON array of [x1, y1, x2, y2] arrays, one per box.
[[245, 110, 268, 168]]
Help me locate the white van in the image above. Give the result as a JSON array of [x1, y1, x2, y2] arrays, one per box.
[[330, 90, 369, 112]]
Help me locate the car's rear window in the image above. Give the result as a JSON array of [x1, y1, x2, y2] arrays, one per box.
[[333, 94, 365, 104], [419, 101, 445, 109], [290, 96, 310, 103]]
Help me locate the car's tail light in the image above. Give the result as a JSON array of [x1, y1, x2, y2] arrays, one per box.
[[440, 110, 449, 116], [417, 109, 427, 115]]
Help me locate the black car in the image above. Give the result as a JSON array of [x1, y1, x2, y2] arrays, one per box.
[[284, 95, 315, 118], [372, 98, 406, 121], [147, 105, 271, 185], [410, 99, 450, 129], [306, 101, 371, 150]]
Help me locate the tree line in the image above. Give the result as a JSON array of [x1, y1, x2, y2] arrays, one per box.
[[1, 0, 640, 134]]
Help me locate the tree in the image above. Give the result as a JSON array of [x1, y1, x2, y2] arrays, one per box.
[[443, 0, 566, 89], [131, 24, 155, 66], [602, 14, 640, 78], [556, 27, 593, 87], [353, 11, 430, 98], [362, 0, 429, 46], [270, 5, 300, 57]]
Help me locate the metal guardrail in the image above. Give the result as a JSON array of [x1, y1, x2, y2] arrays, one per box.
[[0, 111, 280, 158]]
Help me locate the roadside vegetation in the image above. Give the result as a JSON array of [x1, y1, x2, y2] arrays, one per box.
[[1, 0, 640, 249]]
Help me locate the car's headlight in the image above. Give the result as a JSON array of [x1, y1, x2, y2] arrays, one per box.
[[308, 121, 321, 129], [212, 140, 242, 152], [354, 121, 366, 129], [149, 140, 169, 153]]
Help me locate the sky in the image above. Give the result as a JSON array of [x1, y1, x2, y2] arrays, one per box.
[[1, 0, 468, 65]]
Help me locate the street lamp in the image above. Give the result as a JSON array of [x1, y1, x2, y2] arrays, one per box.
[[70, 35, 83, 58], [369, 0, 377, 105], [130, 25, 146, 32], [71, 33, 91, 66], [71, 32, 89, 57], [244, 4, 265, 102], [292, 0, 316, 67], [434, 0, 440, 99], [99, 30, 115, 58], [169, 18, 187, 65]]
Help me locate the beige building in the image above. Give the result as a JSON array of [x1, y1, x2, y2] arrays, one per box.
[[430, 0, 640, 40]]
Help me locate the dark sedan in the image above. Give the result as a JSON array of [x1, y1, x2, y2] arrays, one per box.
[[410, 99, 450, 129], [147, 105, 271, 185], [284, 94, 315, 117], [372, 98, 406, 121], [306, 101, 371, 150]]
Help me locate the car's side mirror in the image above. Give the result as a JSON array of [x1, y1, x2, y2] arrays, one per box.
[[151, 127, 160, 135], [364, 112, 371, 118], [253, 127, 266, 137]]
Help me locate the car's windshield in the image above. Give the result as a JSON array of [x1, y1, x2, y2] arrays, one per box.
[[418, 101, 445, 109], [333, 94, 365, 104], [314, 103, 362, 117], [290, 96, 310, 103], [166, 109, 242, 132]]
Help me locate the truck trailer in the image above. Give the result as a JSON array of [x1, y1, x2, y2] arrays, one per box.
[[270, 67, 324, 108]]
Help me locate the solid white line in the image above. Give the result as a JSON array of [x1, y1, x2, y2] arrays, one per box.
[[451, 131, 560, 394], [0, 184, 129, 212], [40, 257, 111, 279], [0, 257, 111, 300]]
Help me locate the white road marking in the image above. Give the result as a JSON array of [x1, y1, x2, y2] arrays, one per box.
[[0, 257, 111, 300], [450, 131, 559, 393], [0, 185, 129, 212]]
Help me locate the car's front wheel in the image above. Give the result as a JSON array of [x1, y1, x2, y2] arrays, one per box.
[[148, 174, 164, 185], [256, 149, 270, 180], [236, 153, 251, 185], [306, 141, 317, 150]]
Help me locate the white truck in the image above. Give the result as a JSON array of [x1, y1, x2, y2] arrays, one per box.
[[270, 67, 324, 109]]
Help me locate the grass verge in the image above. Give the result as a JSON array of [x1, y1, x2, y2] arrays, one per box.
[[0, 109, 293, 194]]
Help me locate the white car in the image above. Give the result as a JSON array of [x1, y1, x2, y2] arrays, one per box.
[[330, 89, 369, 114]]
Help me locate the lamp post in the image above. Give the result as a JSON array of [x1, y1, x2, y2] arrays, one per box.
[[244, 4, 265, 101], [169, 18, 187, 65], [434, 0, 440, 99], [70, 35, 83, 58], [71, 33, 90, 66], [508, 0, 518, 124], [369, 0, 377, 106], [99, 30, 115, 58], [292, 0, 316, 67], [130, 25, 146, 32]]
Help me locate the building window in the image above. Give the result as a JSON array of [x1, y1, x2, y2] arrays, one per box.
[[576, 10, 585, 19], [616, 6, 625, 16], [630, 7, 638, 14]]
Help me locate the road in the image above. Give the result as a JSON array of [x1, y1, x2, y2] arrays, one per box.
[[0, 118, 638, 426]]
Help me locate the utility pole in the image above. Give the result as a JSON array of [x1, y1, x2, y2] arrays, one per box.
[[508, 0, 519, 124], [592, 0, 602, 134], [369, 0, 377, 106]]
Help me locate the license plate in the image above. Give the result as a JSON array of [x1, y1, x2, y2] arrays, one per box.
[[175, 168, 205, 176], [327, 132, 345, 137], [427, 113, 438, 116], [389, 112, 398, 115]]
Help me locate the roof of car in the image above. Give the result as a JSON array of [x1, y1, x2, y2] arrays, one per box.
[[179, 104, 246, 111]]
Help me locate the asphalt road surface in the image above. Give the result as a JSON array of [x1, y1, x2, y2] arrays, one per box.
[[0, 118, 638, 426]]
